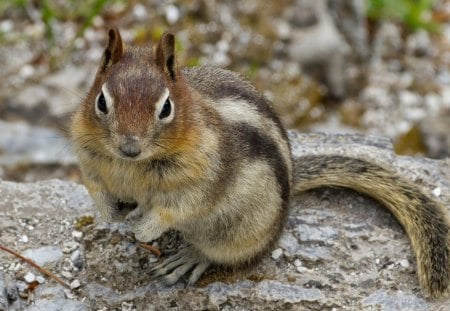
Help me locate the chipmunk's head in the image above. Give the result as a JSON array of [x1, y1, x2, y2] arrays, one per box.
[[76, 28, 194, 161]]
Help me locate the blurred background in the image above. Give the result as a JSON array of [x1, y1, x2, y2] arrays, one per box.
[[0, 0, 449, 183]]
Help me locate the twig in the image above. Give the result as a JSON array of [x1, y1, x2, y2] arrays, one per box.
[[0, 244, 70, 289], [138, 242, 162, 257]]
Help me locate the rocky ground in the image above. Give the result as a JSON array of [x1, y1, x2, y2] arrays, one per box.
[[1, 133, 450, 310], [1, 0, 450, 310]]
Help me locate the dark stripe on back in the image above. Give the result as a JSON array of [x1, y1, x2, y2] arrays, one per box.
[[230, 122, 290, 204], [183, 66, 289, 143]]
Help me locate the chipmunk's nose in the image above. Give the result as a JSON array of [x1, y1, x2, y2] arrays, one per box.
[[119, 136, 141, 158]]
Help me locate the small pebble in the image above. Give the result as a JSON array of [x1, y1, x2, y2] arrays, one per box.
[[149, 257, 159, 263], [62, 241, 79, 253], [64, 289, 76, 299], [70, 250, 83, 269], [24, 272, 35, 283], [21, 235, 29, 243], [433, 187, 441, 197], [70, 279, 81, 289], [294, 259, 302, 267], [36, 276, 45, 284], [271, 248, 283, 260], [61, 271, 73, 279], [399, 259, 410, 268], [71, 230, 83, 241], [121, 301, 135, 311]]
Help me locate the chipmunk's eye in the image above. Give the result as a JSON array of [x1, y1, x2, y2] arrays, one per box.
[[159, 98, 172, 119], [97, 92, 108, 114]]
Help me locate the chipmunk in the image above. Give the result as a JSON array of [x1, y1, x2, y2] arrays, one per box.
[[71, 29, 450, 297]]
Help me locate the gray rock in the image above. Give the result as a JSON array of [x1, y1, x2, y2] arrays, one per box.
[[253, 280, 324, 303], [0, 272, 22, 311], [296, 224, 338, 244], [0, 272, 9, 311], [362, 290, 429, 311], [0, 121, 76, 167], [22, 246, 63, 267], [28, 285, 88, 311], [0, 179, 94, 214], [0, 132, 449, 309], [70, 250, 83, 270], [285, 0, 349, 98]]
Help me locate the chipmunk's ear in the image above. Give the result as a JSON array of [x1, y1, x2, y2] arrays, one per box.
[[100, 28, 124, 71], [155, 32, 176, 81]]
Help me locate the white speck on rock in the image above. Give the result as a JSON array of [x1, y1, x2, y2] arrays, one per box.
[[71, 230, 83, 241], [24, 272, 35, 283], [62, 241, 79, 253], [21, 235, 29, 243], [271, 248, 283, 260], [70, 279, 81, 289], [432, 187, 441, 197], [64, 288, 76, 299], [399, 259, 410, 268], [36, 276, 45, 284], [61, 271, 73, 280]]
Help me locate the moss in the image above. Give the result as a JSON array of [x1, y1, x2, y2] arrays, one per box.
[[394, 124, 427, 155], [74, 215, 95, 230]]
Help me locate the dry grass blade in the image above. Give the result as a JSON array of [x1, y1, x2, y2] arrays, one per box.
[[138, 242, 162, 257], [0, 244, 71, 289]]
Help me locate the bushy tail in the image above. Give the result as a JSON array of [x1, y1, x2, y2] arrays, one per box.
[[293, 155, 450, 297]]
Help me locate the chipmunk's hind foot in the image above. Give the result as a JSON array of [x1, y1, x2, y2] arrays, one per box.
[[151, 246, 210, 286]]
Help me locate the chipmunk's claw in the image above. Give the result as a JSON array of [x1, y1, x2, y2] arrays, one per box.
[[151, 246, 210, 286]]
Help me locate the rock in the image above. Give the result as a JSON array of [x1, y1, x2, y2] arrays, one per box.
[[421, 113, 450, 159], [62, 242, 79, 254], [61, 271, 73, 280], [22, 246, 63, 267], [399, 259, 410, 268], [433, 187, 442, 197], [0, 121, 76, 167], [271, 248, 283, 260], [0, 272, 22, 310], [27, 285, 88, 311], [71, 231, 83, 241], [278, 231, 302, 257], [70, 250, 83, 270], [254, 280, 324, 304], [285, 0, 350, 98], [36, 276, 45, 284], [70, 279, 81, 290], [23, 272, 35, 283], [362, 290, 428, 310], [0, 132, 449, 309], [296, 224, 338, 244]]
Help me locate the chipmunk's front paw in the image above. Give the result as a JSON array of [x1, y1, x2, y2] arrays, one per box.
[[127, 210, 164, 242], [125, 205, 143, 222]]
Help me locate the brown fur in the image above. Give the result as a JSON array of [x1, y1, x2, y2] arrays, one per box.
[[71, 29, 450, 297]]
